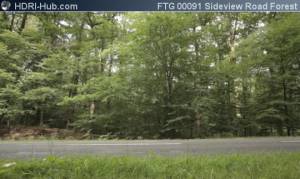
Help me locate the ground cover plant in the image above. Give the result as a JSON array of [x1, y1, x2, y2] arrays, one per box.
[[0, 152, 300, 179]]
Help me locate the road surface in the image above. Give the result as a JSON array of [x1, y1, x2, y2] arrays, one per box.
[[1, 137, 300, 159]]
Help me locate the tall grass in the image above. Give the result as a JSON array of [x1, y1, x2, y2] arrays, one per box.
[[1, 153, 300, 179]]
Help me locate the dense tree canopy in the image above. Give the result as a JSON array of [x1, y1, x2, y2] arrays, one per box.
[[0, 12, 299, 138]]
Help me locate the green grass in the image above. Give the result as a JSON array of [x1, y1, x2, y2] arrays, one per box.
[[1, 153, 300, 179]]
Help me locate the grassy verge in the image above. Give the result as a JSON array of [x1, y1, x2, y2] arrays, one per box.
[[1, 153, 300, 179]]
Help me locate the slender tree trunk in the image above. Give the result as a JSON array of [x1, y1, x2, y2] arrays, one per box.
[[282, 80, 290, 136], [277, 122, 284, 136], [40, 109, 44, 126], [9, 13, 15, 31], [228, 14, 238, 63], [281, 58, 291, 136], [100, 39, 105, 73], [108, 53, 113, 76], [18, 13, 28, 33], [0, 116, 3, 127], [190, 126, 193, 138], [90, 101, 95, 118], [270, 127, 273, 135], [6, 119, 10, 129], [66, 118, 70, 129]]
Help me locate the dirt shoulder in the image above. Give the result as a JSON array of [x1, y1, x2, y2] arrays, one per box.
[[0, 127, 85, 140]]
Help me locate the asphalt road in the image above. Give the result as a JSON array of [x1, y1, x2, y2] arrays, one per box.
[[1, 137, 300, 159]]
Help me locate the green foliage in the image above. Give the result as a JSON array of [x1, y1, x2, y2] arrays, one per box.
[[0, 12, 299, 138]]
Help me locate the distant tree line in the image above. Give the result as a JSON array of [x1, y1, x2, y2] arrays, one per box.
[[0, 12, 299, 138]]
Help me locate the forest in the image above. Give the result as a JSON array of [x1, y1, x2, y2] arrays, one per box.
[[0, 12, 299, 139]]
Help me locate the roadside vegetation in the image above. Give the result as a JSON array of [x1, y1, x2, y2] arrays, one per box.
[[0, 153, 300, 178], [0, 13, 300, 139]]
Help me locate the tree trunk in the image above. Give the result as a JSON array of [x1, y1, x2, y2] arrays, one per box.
[[40, 109, 44, 126], [281, 58, 291, 136], [9, 13, 15, 31], [18, 13, 28, 33], [282, 80, 290, 136], [277, 123, 284, 136], [6, 119, 10, 129], [90, 101, 95, 118], [100, 39, 105, 73]]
